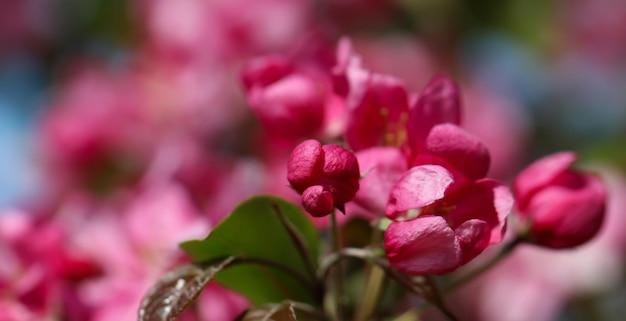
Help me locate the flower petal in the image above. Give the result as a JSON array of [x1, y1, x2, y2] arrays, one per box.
[[386, 165, 454, 220], [442, 179, 513, 245], [344, 74, 410, 151], [302, 185, 334, 217], [527, 173, 606, 248], [352, 147, 408, 215], [413, 123, 490, 181], [454, 219, 491, 265], [514, 151, 576, 211], [407, 75, 461, 154], [384, 216, 461, 275], [287, 139, 324, 192]]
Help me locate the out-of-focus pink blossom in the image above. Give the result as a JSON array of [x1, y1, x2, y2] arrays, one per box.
[[0, 210, 100, 320], [461, 85, 529, 179], [349, 36, 435, 92], [140, 0, 311, 62], [514, 151, 607, 248], [57, 182, 247, 321], [560, 0, 626, 65], [242, 52, 343, 147], [38, 66, 151, 195], [287, 139, 360, 217]]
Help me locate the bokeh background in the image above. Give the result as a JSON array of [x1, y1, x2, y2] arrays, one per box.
[[1, 0, 625, 320]]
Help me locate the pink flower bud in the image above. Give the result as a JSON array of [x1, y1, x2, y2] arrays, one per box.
[[287, 139, 360, 217], [302, 185, 334, 217], [514, 152, 607, 248]]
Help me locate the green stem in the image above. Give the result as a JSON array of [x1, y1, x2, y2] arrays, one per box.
[[328, 209, 347, 321], [353, 230, 385, 321], [354, 265, 385, 321]]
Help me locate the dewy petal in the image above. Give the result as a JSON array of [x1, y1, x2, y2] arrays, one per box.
[[407, 75, 461, 154], [384, 216, 462, 275], [415, 123, 490, 181], [454, 219, 491, 265], [287, 139, 324, 192], [386, 165, 454, 220], [353, 147, 408, 215], [514, 151, 577, 211]]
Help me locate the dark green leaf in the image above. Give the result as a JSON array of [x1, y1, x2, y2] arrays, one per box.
[[138, 257, 234, 321], [180, 196, 319, 305]]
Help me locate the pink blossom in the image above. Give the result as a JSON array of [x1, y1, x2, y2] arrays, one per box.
[[384, 126, 511, 275], [411, 123, 490, 182], [461, 85, 530, 179], [426, 166, 626, 321], [384, 165, 512, 275], [406, 75, 462, 157], [343, 74, 411, 151], [351, 147, 408, 215], [57, 182, 248, 320], [0, 210, 99, 320], [287, 139, 360, 217], [348, 35, 435, 92], [514, 151, 607, 248], [242, 53, 341, 146], [140, 0, 311, 62]]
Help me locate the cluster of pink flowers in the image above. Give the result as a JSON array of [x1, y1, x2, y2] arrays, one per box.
[[2, 0, 624, 320], [282, 40, 608, 277]]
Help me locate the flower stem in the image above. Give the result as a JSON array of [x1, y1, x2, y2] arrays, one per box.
[[328, 209, 347, 321], [353, 230, 385, 321], [443, 237, 523, 293]]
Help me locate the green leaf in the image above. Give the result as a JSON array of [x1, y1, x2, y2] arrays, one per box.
[[180, 195, 320, 305], [138, 257, 235, 321]]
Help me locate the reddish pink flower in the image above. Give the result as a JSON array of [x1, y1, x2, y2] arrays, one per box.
[[343, 74, 411, 151], [351, 147, 408, 215], [384, 125, 511, 275], [242, 54, 336, 146], [384, 165, 512, 275], [287, 139, 360, 217], [514, 152, 607, 248]]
